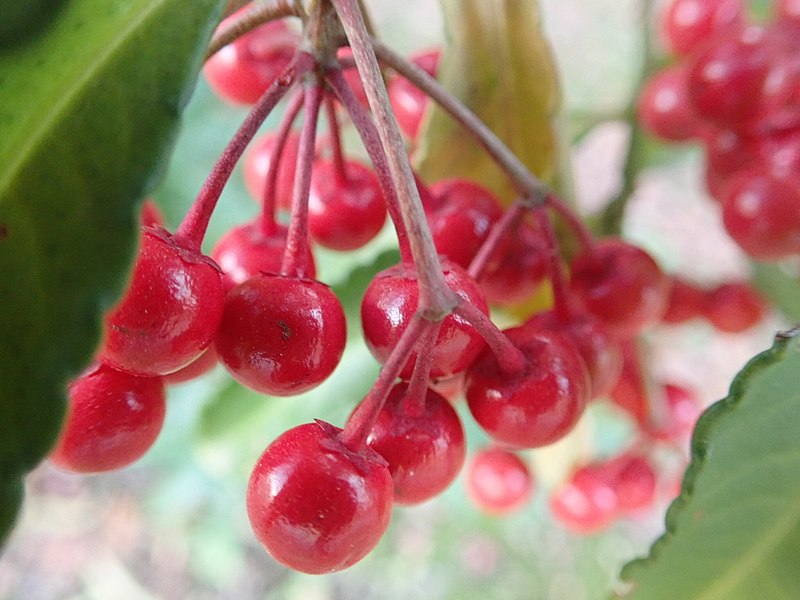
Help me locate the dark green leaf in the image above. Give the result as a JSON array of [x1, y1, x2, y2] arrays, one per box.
[[0, 0, 224, 541], [620, 328, 800, 599], [753, 262, 800, 323]]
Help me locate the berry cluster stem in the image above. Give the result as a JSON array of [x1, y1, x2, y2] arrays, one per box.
[[324, 95, 349, 184], [455, 301, 527, 376], [332, 0, 457, 316], [533, 204, 577, 322], [281, 79, 324, 278], [401, 321, 442, 417], [175, 52, 315, 252], [206, 0, 301, 59], [467, 200, 524, 281]]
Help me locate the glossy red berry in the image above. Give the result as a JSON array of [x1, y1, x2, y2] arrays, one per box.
[[661, 0, 743, 56], [606, 454, 657, 514], [661, 277, 707, 324], [609, 340, 649, 426], [203, 16, 299, 105], [466, 327, 590, 449], [779, 0, 800, 21], [480, 221, 549, 305], [163, 345, 218, 385], [243, 131, 301, 211], [100, 227, 225, 377], [705, 282, 766, 332], [388, 48, 440, 140], [364, 383, 466, 505], [638, 66, 703, 141], [465, 447, 534, 515], [308, 160, 387, 251], [550, 464, 618, 534], [247, 421, 393, 574], [702, 129, 762, 201], [49, 364, 166, 473], [569, 239, 670, 338], [722, 174, 800, 259], [524, 310, 622, 400], [646, 383, 702, 446], [361, 260, 489, 380], [427, 178, 503, 269], [210, 219, 315, 288], [216, 275, 346, 396]]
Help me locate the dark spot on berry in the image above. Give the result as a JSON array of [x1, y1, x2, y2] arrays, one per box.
[[278, 319, 292, 340]]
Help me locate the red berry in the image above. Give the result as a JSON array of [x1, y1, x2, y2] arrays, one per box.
[[210, 219, 315, 288], [163, 345, 218, 385], [139, 198, 165, 228], [661, 277, 707, 324], [524, 310, 622, 400], [465, 447, 534, 515], [49, 364, 166, 473], [247, 421, 393, 574], [721, 173, 800, 259], [646, 383, 702, 445], [480, 221, 549, 305], [308, 160, 387, 251], [704, 282, 766, 332], [550, 464, 618, 534], [779, 0, 800, 22], [687, 26, 772, 128], [361, 261, 489, 380], [702, 129, 762, 201], [203, 16, 299, 105], [388, 48, 440, 140], [364, 383, 466, 505], [661, 0, 743, 56], [466, 327, 590, 449], [100, 227, 225, 376], [637, 66, 703, 141], [216, 275, 347, 396], [243, 131, 301, 211], [337, 47, 370, 108], [606, 453, 657, 514], [569, 239, 670, 338], [609, 340, 649, 425], [427, 178, 504, 269]]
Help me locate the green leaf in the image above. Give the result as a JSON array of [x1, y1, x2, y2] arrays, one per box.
[[620, 328, 800, 599], [0, 0, 224, 541], [752, 262, 800, 323], [415, 0, 563, 203]]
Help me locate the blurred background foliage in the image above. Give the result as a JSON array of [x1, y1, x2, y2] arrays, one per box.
[[0, 0, 794, 598]]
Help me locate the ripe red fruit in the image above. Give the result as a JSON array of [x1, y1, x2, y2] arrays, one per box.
[[204, 17, 299, 105], [661, 277, 707, 324], [210, 219, 316, 288], [364, 383, 466, 505], [550, 464, 618, 534], [361, 260, 489, 379], [646, 383, 702, 445], [606, 454, 657, 514], [609, 340, 649, 425], [388, 48, 441, 139], [163, 345, 218, 385], [569, 239, 670, 338], [216, 275, 347, 396], [465, 447, 534, 515], [243, 131, 301, 211], [100, 227, 225, 377], [779, 0, 800, 21], [661, 0, 743, 56], [704, 282, 766, 332], [721, 174, 800, 259], [480, 221, 549, 305], [702, 129, 762, 201], [466, 327, 590, 449], [139, 198, 165, 228], [426, 178, 503, 269], [687, 26, 772, 128], [523, 310, 622, 400], [637, 66, 703, 141], [308, 160, 387, 251], [49, 364, 166, 473], [247, 421, 393, 574]]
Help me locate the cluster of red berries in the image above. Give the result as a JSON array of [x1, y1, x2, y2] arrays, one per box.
[[46, 1, 774, 575], [638, 0, 800, 260]]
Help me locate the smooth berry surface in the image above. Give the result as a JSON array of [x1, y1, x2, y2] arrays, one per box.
[[308, 160, 387, 251], [705, 282, 766, 332], [646, 383, 702, 445], [550, 464, 618, 534], [524, 310, 622, 400], [388, 48, 440, 140], [247, 421, 393, 574], [216, 275, 346, 396], [465, 447, 534, 515], [49, 364, 166, 473], [365, 383, 466, 505], [243, 131, 301, 211], [637, 65, 702, 141], [163, 345, 218, 385], [606, 454, 657, 514], [210, 219, 315, 287], [466, 327, 589, 449], [427, 178, 503, 269], [722, 174, 800, 259], [661, 0, 743, 56], [609, 341, 649, 426], [661, 277, 707, 324], [569, 239, 670, 338], [100, 227, 225, 377], [204, 17, 299, 105], [480, 221, 549, 305], [361, 261, 489, 379]]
